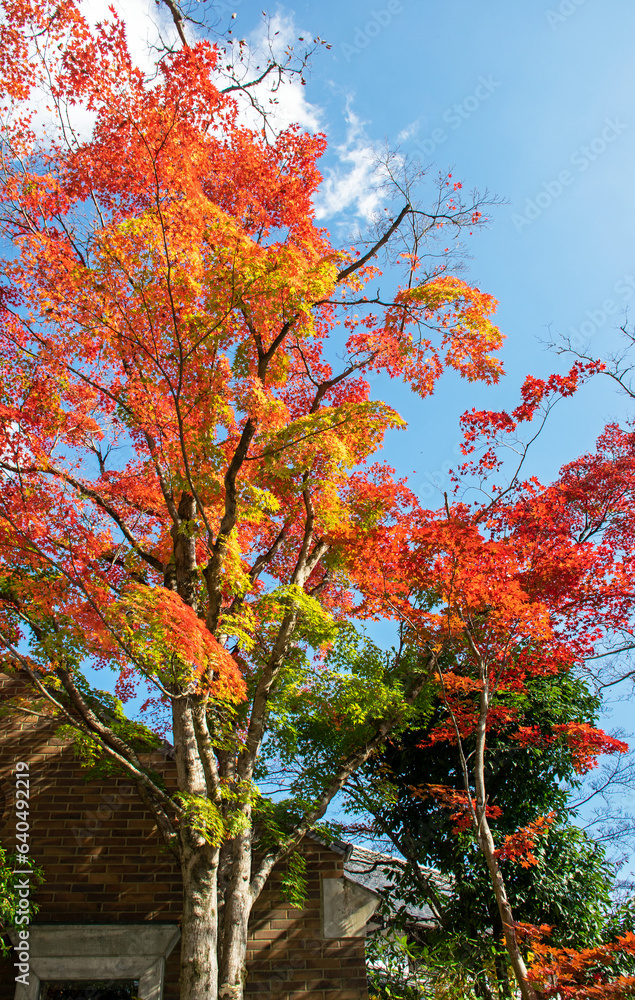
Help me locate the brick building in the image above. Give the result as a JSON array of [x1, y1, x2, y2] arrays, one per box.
[[0, 673, 378, 1000]]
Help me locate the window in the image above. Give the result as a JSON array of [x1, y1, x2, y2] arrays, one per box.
[[40, 982, 139, 1000]]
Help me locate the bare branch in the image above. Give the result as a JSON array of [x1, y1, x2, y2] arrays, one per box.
[[159, 0, 188, 47], [0, 643, 181, 856]]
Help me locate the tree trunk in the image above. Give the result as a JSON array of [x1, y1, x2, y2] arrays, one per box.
[[476, 823, 539, 1000], [493, 947, 514, 1000], [180, 843, 221, 1000], [473, 672, 540, 1000], [173, 696, 224, 1000], [219, 829, 253, 1000]]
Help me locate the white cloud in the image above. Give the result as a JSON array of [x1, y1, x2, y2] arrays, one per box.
[[24, 3, 323, 146], [397, 119, 421, 143], [314, 102, 389, 221], [18, 0, 177, 145]]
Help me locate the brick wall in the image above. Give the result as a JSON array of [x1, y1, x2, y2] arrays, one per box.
[[0, 675, 368, 1000]]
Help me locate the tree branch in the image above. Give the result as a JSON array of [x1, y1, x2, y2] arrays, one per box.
[[249, 655, 436, 901], [0, 643, 181, 857], [160, 0, 188, 47], [336, 203, 411, 283]]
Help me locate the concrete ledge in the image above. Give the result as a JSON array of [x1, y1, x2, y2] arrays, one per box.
[[20, 923, 180, 959]]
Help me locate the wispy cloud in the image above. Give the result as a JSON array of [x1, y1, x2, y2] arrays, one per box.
[[314, 101, 390, 221], [397, 119, 421, 143]]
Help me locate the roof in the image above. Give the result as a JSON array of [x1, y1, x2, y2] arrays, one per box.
[[343, 845, 447, 926]]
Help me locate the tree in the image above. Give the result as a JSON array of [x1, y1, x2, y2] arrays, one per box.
[[348, 670, 619, 999], [0, 3, 505, 999], [0, 842, 43, 956], [526, 930, 635, 999], [340, 371, 635, 1000]]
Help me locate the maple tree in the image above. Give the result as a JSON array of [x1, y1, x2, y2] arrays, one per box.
[[0, 2, 508, 999], [2, 4, 631, 999], [519, 420, 635, 999], [525, 927, 635, 999], [339, 366, 635, 1000]]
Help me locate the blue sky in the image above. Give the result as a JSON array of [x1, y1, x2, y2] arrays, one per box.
[[92, 0, 635, 538], [274, 0, 635, 488], [100, 0, 635, 604]]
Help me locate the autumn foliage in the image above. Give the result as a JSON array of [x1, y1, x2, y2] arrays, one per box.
[[342, 376, 635, 997], [0, 2, 632, 999], [526, 929, 635, 999], [0, 1, 506, 703]]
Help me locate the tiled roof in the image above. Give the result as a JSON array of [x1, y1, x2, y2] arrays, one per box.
[[343, 846, 447, 925]]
